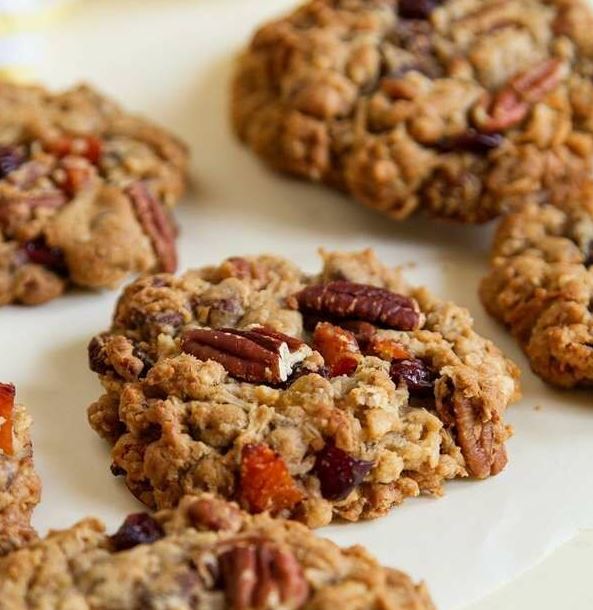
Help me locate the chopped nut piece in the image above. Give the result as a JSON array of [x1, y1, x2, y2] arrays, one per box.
[[313, 322, 361, 377], [127, 182, 178, 273], [473, 59, 565, 134], [239, 444, 303, 514], [0, 383, 15, 456], [368, 336, 410, 361], [296, 281, 422, 330], [181, 326, 311, 385], [218, 538, 309, 610]]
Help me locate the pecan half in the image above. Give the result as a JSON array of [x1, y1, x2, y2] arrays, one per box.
[[127, 181, 178, 273], [181, 326, 311, 385], [437, 394, 506, 479], [473, 58, 565, 134], [218, 538, 309, 610], [295, 281, 422, 330], [0, 383, 15, 456]]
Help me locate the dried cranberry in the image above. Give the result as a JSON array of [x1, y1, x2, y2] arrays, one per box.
[[436, 130, 503, 154], [398, 0, 441, 19], [110, 513, 164, 551], [313, 440, 373, 501], [22, 238, 68, 275], [110, 463, 126, 477], [0, 146, 25, 179], [584, 243, 593, 267], [390, 359, 436, 397]]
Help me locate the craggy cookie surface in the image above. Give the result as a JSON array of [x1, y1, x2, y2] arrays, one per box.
[[480, 186, 593, 388], [0, 494, 435, 610], [232, 0, 593, 223], [88, 250, 519, 528], [0, 82, 188, 306], [0, 384, 40, 556]]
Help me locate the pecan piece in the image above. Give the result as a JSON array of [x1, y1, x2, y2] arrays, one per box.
[[181, 326, 311, 385], [367, 336, 410, 361], [295, 281, 422, 330], [127, 181, 178, 273], [0, 383, 15, 456], [313, 322, 361, 377], [473, 58, 565, 134], [187, 496, 242, 533], [239, 443, 303, 514], [218, 538, 309, 610], [437, 394, 505, 479]]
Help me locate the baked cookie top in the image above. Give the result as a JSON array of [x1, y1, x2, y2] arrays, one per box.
[[0, 383, 40, 556], [88, 249, 519, 528], [232, 0, 593, 223], [0, 493, 435, 610], [0, 82, 188, 306], [480, 184, 593, 388]]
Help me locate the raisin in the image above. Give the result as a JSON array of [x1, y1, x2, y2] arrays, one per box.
[[0, 146, 25, 179], [436, 130, 503, 154], [313, 440, 373, 501], [239, 443, 303, 514], [390, 359, 436, 397], [110, 513, 164, 551], [398, 0, 441, 20], [23, 238, 68, 276]]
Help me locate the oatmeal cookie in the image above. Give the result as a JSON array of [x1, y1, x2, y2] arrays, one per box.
[[480, 185, 593, 388], [0, 82, 188, 306], [87, 249, 519, 528], [0, 383, 40, 555], [232, 0, 593, 223], [0, 493, 435, 610]]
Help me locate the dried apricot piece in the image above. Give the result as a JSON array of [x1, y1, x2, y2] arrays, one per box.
[[239, 443, 303, 514], [368, 336, 410, 361], [313, 321, 361, 377], [0, 383, 15, 456]]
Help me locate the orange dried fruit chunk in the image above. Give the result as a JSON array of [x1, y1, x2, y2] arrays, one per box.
[[239, 443, 303, 514], [0, 383, 15, 456], [313, 321, 361, 377], [368, 336, 410, 361]]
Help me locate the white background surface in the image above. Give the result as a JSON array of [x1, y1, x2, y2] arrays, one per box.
[[1, 1, 592, 608]]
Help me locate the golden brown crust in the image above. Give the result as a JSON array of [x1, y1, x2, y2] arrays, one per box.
[[480, 184, 593, 387], [0, 494, 435, 610], [0, 404, 41, 556], [0, 82, 188, 305], [87, 249, 519, 528], [232, 0, 593, 223]]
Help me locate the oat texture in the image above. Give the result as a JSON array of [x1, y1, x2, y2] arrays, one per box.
[[481, 182, 593, 388], [232, 0, 593, 223], [0, 493, 435, 610], [0, 82, 188, 306], [0, 403, 40, 556], [88, 249, 519, 528]]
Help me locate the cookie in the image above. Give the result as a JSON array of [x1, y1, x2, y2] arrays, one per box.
[[87, 249, 519, 528], [0, 82, 188, 306], [480, 185, 593, 388], [0, 493, 435, 609], [0, 383, 40, 556], [232, 0, 593, 223]]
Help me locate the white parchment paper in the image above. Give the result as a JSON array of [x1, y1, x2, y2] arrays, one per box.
[[1, 1, 592, 608]]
